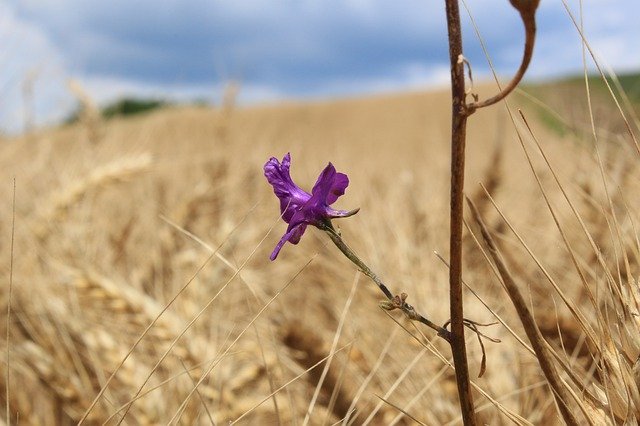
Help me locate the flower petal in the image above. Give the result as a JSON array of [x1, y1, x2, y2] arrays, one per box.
[[326, 172, 349, 205], [264, 153, 310, 221], [287, 223, 307, 244], [287, 209, 311, 230], [270, 230, 292, 261], [280, 198, 297, 222], [269, 223, 307, 261], [310, 162, 336, 205], [263, 153, 294, 199]]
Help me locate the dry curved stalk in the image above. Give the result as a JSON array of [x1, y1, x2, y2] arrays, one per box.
[[466, 196, 579, 426], [467, 0, 539, 113]]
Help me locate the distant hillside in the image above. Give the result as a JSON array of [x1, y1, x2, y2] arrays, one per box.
[[65, 97, 170, 124], [565, 71, 640, 103], [101, 98, 169, 119], [519, 70, 640, 136]]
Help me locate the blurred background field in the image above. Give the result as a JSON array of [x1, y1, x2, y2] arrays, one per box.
[[2, 1, 640, 424], [0, 73, 638, 424]]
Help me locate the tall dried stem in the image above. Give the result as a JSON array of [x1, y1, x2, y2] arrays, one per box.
[[442, 1, 538, 424], [443, 1, 475, 423]]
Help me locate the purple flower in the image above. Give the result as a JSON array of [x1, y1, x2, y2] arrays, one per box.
[[264, 153, 358, 260]]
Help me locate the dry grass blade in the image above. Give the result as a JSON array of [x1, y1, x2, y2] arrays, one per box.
[[36, 153, 153, 240], [80, 205, 256, 424], [388, 362, 450, 426], [166, 256, 316, 425], [178, 357, 216, 425], [302, 271, 360, 424], [111, 220, 278, 424], [250, 320, 282, 426], [361, 347, 427, 426], [342, 328, 399, 424], [231, 342, 354, 425], [105, 351, 238, 419], [494, 108, 605, 347], [560, 0, 640, 155], [475, 184, 599, 350], [601, 62, 640, 134], [5, 178, 15, 425], [373, 394, 427, 426]]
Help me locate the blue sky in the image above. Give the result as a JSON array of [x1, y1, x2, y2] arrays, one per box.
[[1, 0, 639, 134]]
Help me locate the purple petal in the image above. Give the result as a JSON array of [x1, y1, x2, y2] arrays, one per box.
[[264, 153, 310, 221], [270, 230, 293, 261], [269, 223, 307, 261], [287, 223, 307, 244], [264, 153, 295, 198], [310, 163, 336, 205], [263, 154, 308, 199], [326, 172, 349, 205], [280, 198, 298, 222], [287, 209, 311, 230]]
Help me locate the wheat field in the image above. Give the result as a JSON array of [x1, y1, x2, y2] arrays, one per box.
[[0, 79, 638, 424]]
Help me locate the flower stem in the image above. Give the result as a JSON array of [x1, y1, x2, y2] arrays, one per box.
[[322, 225, 393, 300], [321, 224, 451, 341]]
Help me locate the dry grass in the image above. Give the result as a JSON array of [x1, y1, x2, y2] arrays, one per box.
[[0, 75, 638, 424]]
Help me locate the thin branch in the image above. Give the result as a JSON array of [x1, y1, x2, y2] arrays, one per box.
[[467, 0, 538, 112]]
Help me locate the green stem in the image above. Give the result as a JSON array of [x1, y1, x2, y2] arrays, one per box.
[[323, 225, 393, 300], [321, 223, 450, 341]]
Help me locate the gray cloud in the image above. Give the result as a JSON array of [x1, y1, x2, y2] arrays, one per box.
[[10, 0, 450, 88]]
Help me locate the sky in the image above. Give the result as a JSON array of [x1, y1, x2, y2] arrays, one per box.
[[1, 0, 639, 134]]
